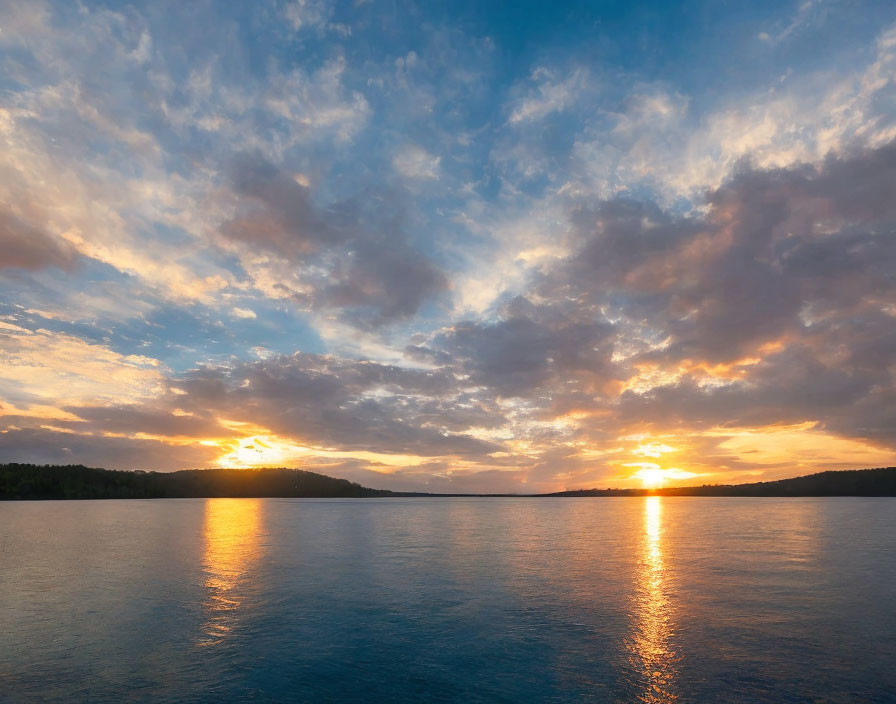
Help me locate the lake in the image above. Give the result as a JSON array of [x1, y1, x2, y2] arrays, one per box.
[[1, 497, 894, 702]]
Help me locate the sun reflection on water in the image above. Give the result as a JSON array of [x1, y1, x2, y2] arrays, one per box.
[[630, 496, 678, 703], [199, 498, 265, 646]]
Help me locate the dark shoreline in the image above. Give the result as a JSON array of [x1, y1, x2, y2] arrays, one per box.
[[2, 464, 895, 500]]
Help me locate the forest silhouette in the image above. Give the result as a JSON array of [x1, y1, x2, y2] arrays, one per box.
[[1, 463, 895, 500]]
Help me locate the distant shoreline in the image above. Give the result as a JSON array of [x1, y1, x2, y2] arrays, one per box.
[[2, 464, 895, 500]]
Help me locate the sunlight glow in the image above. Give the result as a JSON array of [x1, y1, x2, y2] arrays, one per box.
[[630, 496, 678, 702], [210, 428, 430, 470], [633, 442, 677, 458], [200, 499, 265, 646], [629, 464, 699, 489], [636, 467, 669, 489], [706, 422, 896, 467], [218, 435, 298, 468]]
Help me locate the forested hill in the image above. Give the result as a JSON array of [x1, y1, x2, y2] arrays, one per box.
[[544, 466, 896, 497], [2, 464, 895, 500], [0, 464, 395, 500]]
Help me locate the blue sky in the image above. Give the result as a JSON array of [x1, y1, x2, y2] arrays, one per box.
[[1, 0, 896, 491]]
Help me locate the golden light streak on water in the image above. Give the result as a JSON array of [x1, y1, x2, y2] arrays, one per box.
[[199, 499, 265, 646], [631, 496, 678, 703]]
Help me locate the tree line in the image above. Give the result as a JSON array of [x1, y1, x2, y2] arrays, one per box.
[[544, 467, 896, 497], [2, 463, 894, 500], [0, 464, 395, 500]]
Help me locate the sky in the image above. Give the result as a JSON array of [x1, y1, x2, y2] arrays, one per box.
[[1, 0, 896, 492]]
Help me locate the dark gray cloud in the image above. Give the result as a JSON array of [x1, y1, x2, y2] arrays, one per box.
[[169, 352, 500, 457], [0, 426, 217, 471], [605, 340, 896, 449], [562, 145, 896, 452], [0, 351, 502, 471], [222, 153, 344, 254], [418, 295, 616, 397], [0, 211, 78, 271], [221, 153, 448, 327], [64, 405, 220, 439], [534, 143, 896, 368]]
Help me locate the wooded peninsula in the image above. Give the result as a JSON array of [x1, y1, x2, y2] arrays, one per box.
[[1, 463, 895, 500]]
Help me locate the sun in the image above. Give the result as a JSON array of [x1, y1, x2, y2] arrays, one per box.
[[217, 435, 298, 468], [629, 464, 700, 489], [635, 467, 668, 489]]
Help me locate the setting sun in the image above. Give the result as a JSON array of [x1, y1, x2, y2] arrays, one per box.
[[216, 435, 300, 468], [635, 467, 668, 489], [630, 465, 699, 489]]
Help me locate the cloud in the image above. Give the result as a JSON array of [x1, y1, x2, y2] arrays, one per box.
[[166, 352, 498, 458], [0, 3, 371, 320], [422, 296, 615, 397], [0, 210, 78, 271], [231, 307, 257, 319], [758, 0, 826, 45], [220, 153, 448, 326], [523, 142, 896, 463], [284, 0, 333, 33], [0, 426, 217, 470], [539, 142, 896, 367], [508, 68, 589, 124], [221, 152, 342, 255], [565, 24, 896, 201], [401, 139, 896, 487], [393, 145, 441, 181], [0, 323, 166, 414]]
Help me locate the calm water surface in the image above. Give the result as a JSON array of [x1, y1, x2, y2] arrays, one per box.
[[1, 497, 894, 703]]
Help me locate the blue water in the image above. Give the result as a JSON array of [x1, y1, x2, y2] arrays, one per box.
[[1, 497, 894, 703]]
